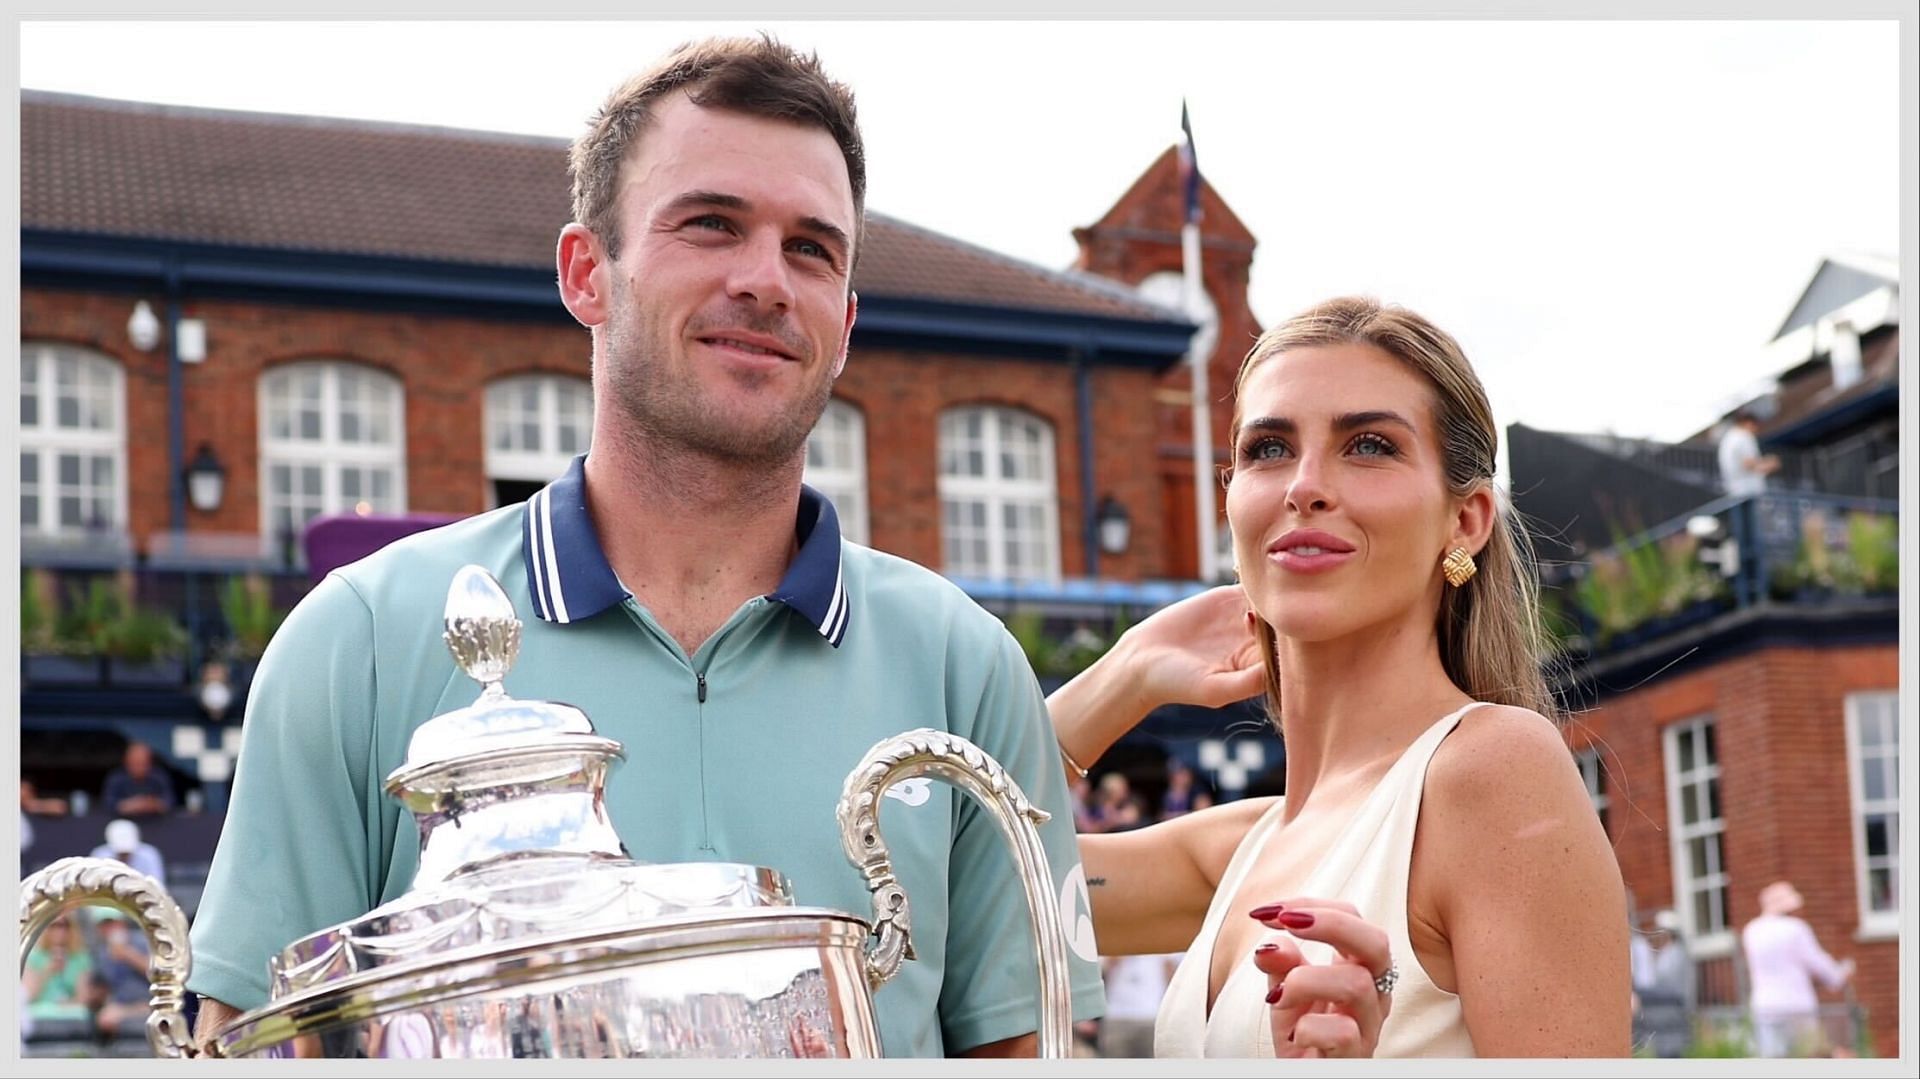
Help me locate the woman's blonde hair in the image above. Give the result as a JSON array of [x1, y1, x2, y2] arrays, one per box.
[[1230, 296, 1557, 723]]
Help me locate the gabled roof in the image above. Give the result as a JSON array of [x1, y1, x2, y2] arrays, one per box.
[[1772, 253, 1899, 340], [22, 89, 1176, 324]]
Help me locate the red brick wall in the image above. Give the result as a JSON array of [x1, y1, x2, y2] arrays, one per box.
[[22, 286, 1172, 580], [1567, 643, 1902, 1056]]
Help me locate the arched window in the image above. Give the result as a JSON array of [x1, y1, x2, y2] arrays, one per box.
[[937, 406, 1060, 580], [485, 374, 593, 507], [804, 398, 869, 546], [259, 361, 406, 552], [19, 342, 127, 538]]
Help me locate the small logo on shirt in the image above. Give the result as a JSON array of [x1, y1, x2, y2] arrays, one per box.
[[883, 778, 933, 807], [1059, 862, 1099, 963]]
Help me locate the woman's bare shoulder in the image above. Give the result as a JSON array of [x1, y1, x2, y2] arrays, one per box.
[[1426, 704, 1586, 819]]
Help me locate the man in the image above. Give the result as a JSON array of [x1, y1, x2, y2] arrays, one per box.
[[88, 818, 168, 885], [186, 37, 1104, 1057], [102, 741, 175, 818], [1716, 408, 1779, 497], [85, 910, 153, 1042]]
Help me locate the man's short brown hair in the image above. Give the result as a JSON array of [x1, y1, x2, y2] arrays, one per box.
[[569, 34, 866, 263]]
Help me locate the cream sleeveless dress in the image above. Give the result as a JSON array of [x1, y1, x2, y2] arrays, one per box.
[[1153, 702, 1484, 1057]]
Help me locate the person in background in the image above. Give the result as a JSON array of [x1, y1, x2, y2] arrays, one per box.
[[1098, 952, 1181, 1057], [1629, 908, 1691, 1057], [1716, 408, 1779, 497], [86, 909, 154, 1042], [1159, 759, 1198, 820], [1742, 881, 1853, 1058], [102, 742, 175, 818], [89, 818, 168, 885], [23, 913, 96, 1026], [21, 778, 71, 816]]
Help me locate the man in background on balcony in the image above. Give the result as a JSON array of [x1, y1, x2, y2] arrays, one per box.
[[101, 742, 174, 818], [1716, 408, 1780, 497]]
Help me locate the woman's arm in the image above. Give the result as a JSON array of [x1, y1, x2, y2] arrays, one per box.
[[1416, 706, 1632, 1056], [1078, 796, 1275, 956]]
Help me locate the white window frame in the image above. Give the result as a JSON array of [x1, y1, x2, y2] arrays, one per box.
[[258, 361, 408, 555], [18, 341, 129, 539], [484, 374, 593, 504], [937, 405, 1061, 582], [1844, 690, 1900, 938], [1663, 715, 1732, 956], [803, 397, 869, 546], [1575, 746, 1610, 835]]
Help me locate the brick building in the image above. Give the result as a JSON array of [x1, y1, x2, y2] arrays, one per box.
[[20, 91, 1281, 855], [1525, 260, 1902, 1057]]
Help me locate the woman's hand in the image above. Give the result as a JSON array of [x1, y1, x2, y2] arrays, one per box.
[[1049, 584, 1264, 784], [1112, 583, 1266, 711], [1250, 898, 1393, 1058]]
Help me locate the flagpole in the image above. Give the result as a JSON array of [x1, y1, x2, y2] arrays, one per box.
[[1185, 220, 1216, 583], [1180, 101, 1217, 583]]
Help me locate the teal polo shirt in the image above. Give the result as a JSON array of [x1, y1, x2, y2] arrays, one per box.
[[187, 456, 1106, 1056]]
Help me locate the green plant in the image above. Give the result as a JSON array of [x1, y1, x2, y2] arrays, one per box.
[[54, 577, 127, 654], [101, 607, 188, 663], [21, 570, 53, 652], [1682, 1019, 1753, 1058], [1841, 511, 1897, 594], [1569, 521, 1727, 646], [220, 573, 288, 660], [1004, 609, 1123, 679]]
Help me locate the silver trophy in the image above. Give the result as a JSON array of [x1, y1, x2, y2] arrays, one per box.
[[19, 565, 1072, 1058]]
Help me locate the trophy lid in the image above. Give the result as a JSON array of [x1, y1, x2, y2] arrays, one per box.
[[264, 565, 802, 1002]]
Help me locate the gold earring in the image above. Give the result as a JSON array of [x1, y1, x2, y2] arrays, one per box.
[[1442, 546, 1477, 588]]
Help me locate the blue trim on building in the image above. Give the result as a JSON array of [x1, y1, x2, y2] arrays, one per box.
[[1761, 384, 1898, 448], [23, 229, 1192, 367]]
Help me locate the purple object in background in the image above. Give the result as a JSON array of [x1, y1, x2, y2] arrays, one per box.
[[302, 513, 464, 585]]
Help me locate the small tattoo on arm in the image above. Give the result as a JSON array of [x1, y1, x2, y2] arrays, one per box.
[[1087, 876, 1107, 888]]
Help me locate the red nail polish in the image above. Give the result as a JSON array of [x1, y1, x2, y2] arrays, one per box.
[[1255, 942, 1280, 955], [1265, 985, 1284, 1005], [1277, 910, 1315, 929], [1247, 903, 1285, 920]]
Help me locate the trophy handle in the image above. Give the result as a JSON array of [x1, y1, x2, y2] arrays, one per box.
[[836, 730, 1072, 1058], [20, 856, 201, 1058]]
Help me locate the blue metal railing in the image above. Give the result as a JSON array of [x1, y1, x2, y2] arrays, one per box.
[[1548, 490, 1898, 656]]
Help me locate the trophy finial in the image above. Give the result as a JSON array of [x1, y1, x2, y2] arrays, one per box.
[[443, 565, 521, 696]]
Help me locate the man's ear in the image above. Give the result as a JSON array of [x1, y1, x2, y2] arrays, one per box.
[[832, 289, 858, 379], [557, 223, 610, 328]]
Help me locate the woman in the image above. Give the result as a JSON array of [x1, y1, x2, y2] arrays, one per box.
[[1056, 297, 1629, 1057]]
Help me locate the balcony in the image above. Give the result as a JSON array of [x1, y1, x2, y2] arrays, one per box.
[[1543, 491, 1898, 667]]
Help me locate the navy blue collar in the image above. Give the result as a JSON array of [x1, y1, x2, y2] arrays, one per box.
[[521, 455, 848, 646]]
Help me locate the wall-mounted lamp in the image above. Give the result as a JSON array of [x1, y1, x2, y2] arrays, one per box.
[[185, 443, 227, 514], [127, 300, 162, 352], [1097, 496, 1132, 556]]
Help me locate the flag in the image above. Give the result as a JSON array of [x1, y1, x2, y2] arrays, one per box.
[[1179, 100, 1202, 225]]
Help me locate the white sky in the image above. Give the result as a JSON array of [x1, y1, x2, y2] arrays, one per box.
[[18, 19, 1903, 445]]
